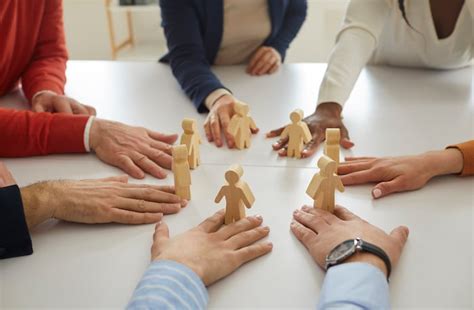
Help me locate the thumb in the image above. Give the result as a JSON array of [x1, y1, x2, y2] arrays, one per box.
[[154, 221, 170, 245], [390, 226, 410, 246], [372, 178, 404, 199], [98, 175, 129, 183], [33, 103, 45, 113], [340, 127, 354, 149]]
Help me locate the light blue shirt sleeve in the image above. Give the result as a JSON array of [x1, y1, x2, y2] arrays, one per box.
[[317, 262, 390, 310], [127, 260, 209, 310]]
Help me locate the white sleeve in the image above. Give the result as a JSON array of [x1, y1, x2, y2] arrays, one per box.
[[317, 0, 392, 107]]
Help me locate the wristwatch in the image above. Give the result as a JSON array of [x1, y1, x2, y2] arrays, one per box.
[[325, 238, 392, 280]]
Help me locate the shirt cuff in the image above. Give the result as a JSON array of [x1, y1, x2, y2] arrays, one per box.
[[83, 116, 95, 153], [31, 90, 58, 102], [318, 262, 390, 310], [205, 88, 232, 111], [127, 260, 209, 310], [447, 140, 474, 176]]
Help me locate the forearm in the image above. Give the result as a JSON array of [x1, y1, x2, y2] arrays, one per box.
[[422, 149, 464, 178], [127, 260, 209, 310]]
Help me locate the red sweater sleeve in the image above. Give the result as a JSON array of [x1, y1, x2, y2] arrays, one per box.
[[0, 109, 88, 157], [21, 0, 68, 102], [447, 140, 474, 176]]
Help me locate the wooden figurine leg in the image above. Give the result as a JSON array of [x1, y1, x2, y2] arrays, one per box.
[[225, 207, 234, 225], [176, 186, 191, 200]]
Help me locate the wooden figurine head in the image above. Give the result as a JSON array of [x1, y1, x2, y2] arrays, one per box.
[[225, 164, 243, 185], [172, 145, 188, 163], [325, 128, 341, 144], [182, 118, 197, 134], [317, 155, 337, 176], [290, 109, 304, 123], [234, 101, 249, 117]]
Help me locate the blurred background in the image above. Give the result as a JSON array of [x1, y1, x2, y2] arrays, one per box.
[[63, 0, 349, 62]]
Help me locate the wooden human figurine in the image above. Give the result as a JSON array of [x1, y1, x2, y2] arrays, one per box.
[[215, 164, 255, 224], [281, 109, 312, 158], [228, 101, 257, 150], [172, 145, 191, 200], [306, 155, 345, 213], [180, 118, 202, 169], [324, 128, 341, 166]]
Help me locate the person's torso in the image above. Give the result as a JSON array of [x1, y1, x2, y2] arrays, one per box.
[[371, 0, 472, 69]]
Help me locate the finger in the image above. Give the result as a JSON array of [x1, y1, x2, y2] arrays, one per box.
[[198, 210, 226, 233], [390, 226, 410, 246], [372, 177, 407, 199], [278, 148, 288, 157], [272, 137, 289, 151], [301, 136, 324, 158], [252, 53, 274, 75], [0, 162, 16, 185], [290, 220, 318, 248], [293, 209, 329, 234], [266, 127, 285, 138], [150, 140, 173, 156], [84, 104, 97, 116], [146, 130, 178, 144], [96, 175, 129, 183], [109, 209, 163, 225], [340, 126, 355, 149], [53, 99, 74, 114], [234, 242, 273, 265], [122, 187, 183, 205], [337, 161, 374, 175], [70, 101, 90, 115], [227, 226, 270, 250], [33, 104, 46, 113], [217, 215, 264, 240], [146, 148, 173, 170], [117, 198, 181, 214], [247, 48, 267, 73], [268, 62, 280, 74], [210, 115, 223, 147], [218, 110, 234, 148], [340, 170, 381, 186], [250, 127, 259, 134], [301, 205, 339, 225], [333, 206, 361, 221], [344, 157, 376, 162], [132, 153, 167, 179], [204, 122, 213, 142], [115, 155, 145, 179], [256, 56, 276, 76], [154, 221, 170, 246]]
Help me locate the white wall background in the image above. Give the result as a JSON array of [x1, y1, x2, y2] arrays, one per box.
[[63, 0, 349, 62]]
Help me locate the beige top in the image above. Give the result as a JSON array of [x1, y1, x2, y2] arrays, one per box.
[[206, 0, 271, 109]]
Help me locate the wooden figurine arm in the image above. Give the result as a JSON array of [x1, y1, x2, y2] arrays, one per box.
[[214, 188, 225, 203], [280, 126, 290, 139], [302, 123, 312, 143], [249, 117, 257, 130], [228, 117, 239, 136], [336, 177, 345, 192]]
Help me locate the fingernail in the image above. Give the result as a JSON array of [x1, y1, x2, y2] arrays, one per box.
[[373, 188, 382, 198], [266, 242, 273, 248], [293, 209, 299, 215], [254, 214, 263, 220], [302, 206, 311, 211], [262, 226, 270, 232]]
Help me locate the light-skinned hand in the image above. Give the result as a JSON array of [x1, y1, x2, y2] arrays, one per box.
[[20, 175, 187, 229], [152, 210, 273, 286], [32, 92, 96, 115], [291, 206, 409, 276], [0, 162, 16, 187], [267, 102, 354, 158], [247, 46, 282, 76], [338, 149, 464, 199], [89, 119, 178, 179]]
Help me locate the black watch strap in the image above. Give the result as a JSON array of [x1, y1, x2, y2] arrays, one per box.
[[359, 240, 392, 281]]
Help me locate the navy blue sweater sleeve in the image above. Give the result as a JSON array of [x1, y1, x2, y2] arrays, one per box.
[[0, 185, 33, 259], [267, 0, 307, 60], [159, 0, 228, 112]]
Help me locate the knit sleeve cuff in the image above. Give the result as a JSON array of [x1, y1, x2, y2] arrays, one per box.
[[447, 140, 474, 176]]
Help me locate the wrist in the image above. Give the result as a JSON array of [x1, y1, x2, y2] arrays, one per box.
[[343, 252, 388, 277], [315, 102, 343, 118], [20, 182, 55, 229], [89, 118, 105, 151], [422, 149, 464, 177]]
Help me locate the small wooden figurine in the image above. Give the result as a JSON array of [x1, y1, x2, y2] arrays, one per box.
[[180, 118, 202, 169], [172, 145, 191, 200], [324, 128, 341, 166], [281, 109, 312, 158], [215, 164, 255, 224], [306, 155, 345, 213], [228, 101, 257, 150]]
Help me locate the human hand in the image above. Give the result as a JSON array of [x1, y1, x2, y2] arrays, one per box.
[[0, 162, 16, 187], [32, 92, 96, 115], [338, 149, 464, 199], [291, 206, 409, 276], [247, 46, 282, 76], [20, 175, 187, 229], [267, 102, 354, 158], [151, 210, 273, 286], [90, 119, 178, 179]]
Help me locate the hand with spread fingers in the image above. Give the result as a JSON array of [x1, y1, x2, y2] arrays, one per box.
[[204, 94, 259, 149], [151, 210, 273, 286], [338, 148, 464, 199], [20, 175, 187, 229], [291, 206, 409, 276], [267, 102, 354, 158], [89, 119, 178, 179], [246, 46, 282, 76], [0, 162, 16, 188], [32, 92, 97, 116]]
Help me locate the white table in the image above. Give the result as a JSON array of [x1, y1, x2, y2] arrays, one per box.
[[0, 62, 473, 309]]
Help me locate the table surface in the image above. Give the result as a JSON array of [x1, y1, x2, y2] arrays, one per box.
[[0, 61, 473, 309]]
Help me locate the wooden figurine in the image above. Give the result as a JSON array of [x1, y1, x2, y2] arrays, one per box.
[[172, 145, 191, 200], [306, 155, 345, 213], [228, 101, 257, 150], [215, 164, 255, 224], [281, 109, 312, 158], [180, 118, 202, 169], [324, 128, 341, 166]]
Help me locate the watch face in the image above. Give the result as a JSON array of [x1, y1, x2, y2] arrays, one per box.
[[328, 240, 355, 261]]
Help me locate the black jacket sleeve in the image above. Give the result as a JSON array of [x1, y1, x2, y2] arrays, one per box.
[[0, 185, 33, 259]]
